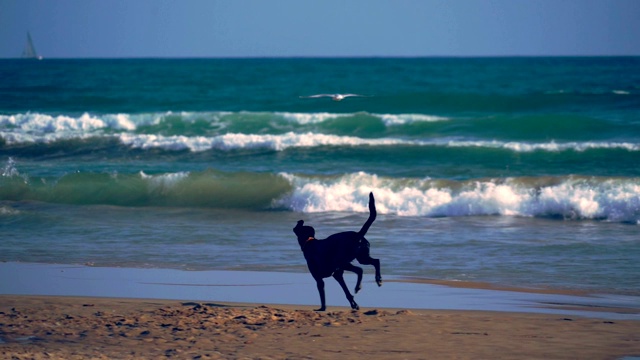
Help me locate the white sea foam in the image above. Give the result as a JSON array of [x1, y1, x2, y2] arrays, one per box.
[[278, 172, 640, 222], [1, 157, 20, 177], [117, 132, 640, 153], [277, 112, 348, 124], [3, 125, 639, 153], [444, 140, 640, 152], [140, 171, 190, 193], [2, 112, 639, 152], [118, 132, 408, 152], [1, 111, 447, 144], [0, 112, 176, 136], [100, 113, 142, 131], [0, 131, 91, 145], [1, 157, 29, 183], [120, 134, 214, 152], [378, 113, 449, 125], [277, 111, 449, 126], [0, 206, 20, 216], [0, 113, 107, 133], [0, 112, 156, 144]]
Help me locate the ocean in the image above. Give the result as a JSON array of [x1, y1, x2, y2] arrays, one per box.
[[1, 57, 639, 296]]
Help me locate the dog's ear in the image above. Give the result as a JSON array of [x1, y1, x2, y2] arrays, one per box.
[[293, 221, 315, 239]]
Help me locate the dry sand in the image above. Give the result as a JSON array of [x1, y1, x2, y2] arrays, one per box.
[[1, 295, 638, 360]]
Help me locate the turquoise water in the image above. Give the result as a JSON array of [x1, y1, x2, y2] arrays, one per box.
[[1, 58, 639, 295]]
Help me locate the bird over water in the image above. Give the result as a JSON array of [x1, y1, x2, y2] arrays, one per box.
[[300, 93, 367, 101]]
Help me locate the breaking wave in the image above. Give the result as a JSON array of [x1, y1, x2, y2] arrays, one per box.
[[2, 111, 639, 155], [5, 130, 636, 154], [279, 172, 640, 223], [2, 163, 638, 223], [118, 133, 640, 153], [0, 111, 447, 135]]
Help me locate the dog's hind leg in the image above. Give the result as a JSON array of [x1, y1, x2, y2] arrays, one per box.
[[332, 269, 359, 310], [357, 254, 382, 287], [343, 263, 364, 294], [314, 277, 327, 311]]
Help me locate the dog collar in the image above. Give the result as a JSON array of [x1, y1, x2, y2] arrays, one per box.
[[302, 236, 315, 251]]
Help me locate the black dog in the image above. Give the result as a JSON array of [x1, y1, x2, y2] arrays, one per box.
[[293, 192, 382, 311]]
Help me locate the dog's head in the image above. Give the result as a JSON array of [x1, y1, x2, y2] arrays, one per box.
[[293, 220, 315, 249]]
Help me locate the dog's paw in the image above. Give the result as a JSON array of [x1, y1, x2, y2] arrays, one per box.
[[355, 284, 362, 294], [376, 277, 383, 287], [315, 306, 326, 312]]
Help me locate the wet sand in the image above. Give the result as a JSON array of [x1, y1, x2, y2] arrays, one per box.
[[1, 263, 639, 359]]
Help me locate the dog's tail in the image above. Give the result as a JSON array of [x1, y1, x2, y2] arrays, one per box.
[[358, 192, 377, 237]]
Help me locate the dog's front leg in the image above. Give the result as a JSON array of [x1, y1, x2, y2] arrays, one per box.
[[333, 270, 359, 310], [315, 278, 327, 311]]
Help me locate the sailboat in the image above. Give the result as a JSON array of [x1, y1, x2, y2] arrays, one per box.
[[22, 32, 43, 60]]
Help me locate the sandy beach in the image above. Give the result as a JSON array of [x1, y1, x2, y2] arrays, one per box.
[[1, 264, 639, 359], [0, 295, 639, 360]]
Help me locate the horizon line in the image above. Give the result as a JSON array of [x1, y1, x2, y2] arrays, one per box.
[[2, 54, 640, 60]]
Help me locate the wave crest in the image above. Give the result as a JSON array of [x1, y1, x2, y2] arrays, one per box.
[[2, 162, 638, 223], [279, 172, 640, 223], [118, 133, 640, 153], [1, 111, 447, 134]]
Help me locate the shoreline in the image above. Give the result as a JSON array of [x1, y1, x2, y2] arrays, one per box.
[[387, 276, 594, 296], [1, 262, 639, 319], [1, 262, 639, 359]]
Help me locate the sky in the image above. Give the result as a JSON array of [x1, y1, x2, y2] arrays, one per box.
[[1, 0, 639, 58]]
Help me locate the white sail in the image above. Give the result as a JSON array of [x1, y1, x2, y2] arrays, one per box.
[[22, 32, 43, 60]]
